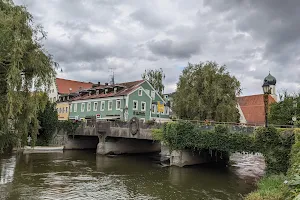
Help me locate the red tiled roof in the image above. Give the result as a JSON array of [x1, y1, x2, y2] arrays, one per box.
[[237, 94, 276, 125], [71, 80, 145, 101], [56, 78, 94, 94]]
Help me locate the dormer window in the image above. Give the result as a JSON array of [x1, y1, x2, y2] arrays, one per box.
[[105, 89, 108, 94], [96, 90, 99, 95], [114, 87, 117, 93], [138, 89, 142, 96]]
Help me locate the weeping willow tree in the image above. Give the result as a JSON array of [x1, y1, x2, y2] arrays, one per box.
[[173, 62, 241, 122], [0, 0, 56, 152]]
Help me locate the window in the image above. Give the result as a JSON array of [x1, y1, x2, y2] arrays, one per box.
[[63, 107, 65, 113], [138, 89, 143, 96], [166, 107, 169, 115], [87, 102, 91, 111], [74, 104, 77, 112], [141, 102, 146, 111], [105, 89, 108, 94], [164, 95, 168, 99], [114, 87, 117, 93], [52, 89, 54, 93], [145, 89, 150, 96], [81, 103, 85, 112], [70, 104, 72, 112], [101, 101, 105, 111], [133, 100, 138, 110], [116, 100, 121, 110], [94, 102, 98, 111], [151, 91, 155, 99], [66, 107, 68, 113], [152, 104, 156, 113], [53, 97, 56, 102], [108, 101, 113, 110], [50, 97, 52, 102]]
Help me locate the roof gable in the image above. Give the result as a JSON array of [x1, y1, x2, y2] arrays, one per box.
[[237, 94, 276, 124]]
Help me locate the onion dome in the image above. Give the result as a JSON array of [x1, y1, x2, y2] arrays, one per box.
[[264, 72, 276, 85]]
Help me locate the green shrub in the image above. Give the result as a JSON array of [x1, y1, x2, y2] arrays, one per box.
[[151, 128, 163, 141], [255, 127, 295, 174], [57, 120, 81, 135], [245, 175, 288, 200], [286, 130, 300, 199]]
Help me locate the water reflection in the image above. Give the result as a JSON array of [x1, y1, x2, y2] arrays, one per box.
[[0, 155, 16, 185], [0, 151, 264, 200]]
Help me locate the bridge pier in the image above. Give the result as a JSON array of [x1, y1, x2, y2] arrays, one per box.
[[97, 137, 161, 155]]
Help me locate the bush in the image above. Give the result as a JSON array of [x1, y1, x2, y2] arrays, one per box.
[[57, 120, 81, 135], [245, 175, 289, 200], [286, 129, 300, 199], [255, 127, 295, 174], [162, 120, 255, 152]]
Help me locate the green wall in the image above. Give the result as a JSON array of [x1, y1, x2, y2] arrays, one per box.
[[127, 88, 151, 121]]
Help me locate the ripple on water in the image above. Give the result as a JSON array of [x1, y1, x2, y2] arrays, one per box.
[[230, 153, 265, 179]]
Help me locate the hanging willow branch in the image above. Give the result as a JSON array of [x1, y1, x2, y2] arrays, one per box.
[[0, 0, 56, 152]]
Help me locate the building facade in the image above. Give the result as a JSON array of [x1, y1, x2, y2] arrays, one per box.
[[56, 102, 70, 121], [68, 80, 170, 122]]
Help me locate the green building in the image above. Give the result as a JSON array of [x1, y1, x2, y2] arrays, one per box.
[[68, 80, 170, 122]]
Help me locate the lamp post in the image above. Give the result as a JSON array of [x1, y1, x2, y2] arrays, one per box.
[[262, 82, 271, 127]]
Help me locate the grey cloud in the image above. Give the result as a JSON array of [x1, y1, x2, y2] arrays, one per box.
[[130, 8, 171, 29], [148, 39, 201, 59], [14, 0, 300, 95]]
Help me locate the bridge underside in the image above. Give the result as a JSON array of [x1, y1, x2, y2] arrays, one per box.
[[97, 137, 161, 155], [64, 135, 99, 150]]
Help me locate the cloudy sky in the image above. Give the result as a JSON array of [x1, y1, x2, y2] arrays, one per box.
[[15, 0, 300, 95]]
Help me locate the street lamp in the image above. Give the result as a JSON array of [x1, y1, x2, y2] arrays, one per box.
[[262, 81, 271, 127]]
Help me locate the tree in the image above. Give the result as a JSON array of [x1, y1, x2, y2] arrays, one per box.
[[173, 61, 241, 122], [37, 101, 58, 146], [142, 68, 165, 95], [0, 0, 56, 151], [269, 92, 300, 126]]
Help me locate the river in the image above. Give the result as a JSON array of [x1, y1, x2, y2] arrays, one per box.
[[0, 151, 265, 200]]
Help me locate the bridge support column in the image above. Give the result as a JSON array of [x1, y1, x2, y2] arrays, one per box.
[[97, 137, 161, 155]]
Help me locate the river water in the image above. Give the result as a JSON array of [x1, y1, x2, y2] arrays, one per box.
[[0, 151, 265, 200]]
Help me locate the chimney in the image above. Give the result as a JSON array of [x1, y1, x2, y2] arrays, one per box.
[[105, 83, 108, 86], [98, 82, 101, 86]]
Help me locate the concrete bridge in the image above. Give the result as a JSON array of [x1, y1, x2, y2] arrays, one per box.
[[62, 119, 256, 167], [64, 118, 161, 155]]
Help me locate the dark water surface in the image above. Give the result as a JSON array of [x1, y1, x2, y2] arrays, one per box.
[[0, 151, 265, 200]]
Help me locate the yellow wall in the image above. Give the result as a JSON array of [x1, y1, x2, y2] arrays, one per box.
[[56, 102, 70, 121]]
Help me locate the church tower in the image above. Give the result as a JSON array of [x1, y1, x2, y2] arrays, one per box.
[[263, 72, 277, 101]]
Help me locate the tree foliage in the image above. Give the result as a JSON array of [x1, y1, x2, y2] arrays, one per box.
[[142, 68, 165, 95], [36, 101, 58, 146], [173, 62, 241, 122], [0, 0, 56, 151], [269, 92, 300, 126]]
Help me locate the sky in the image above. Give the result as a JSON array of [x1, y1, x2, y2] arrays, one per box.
[[15, 0, 300, 96]]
